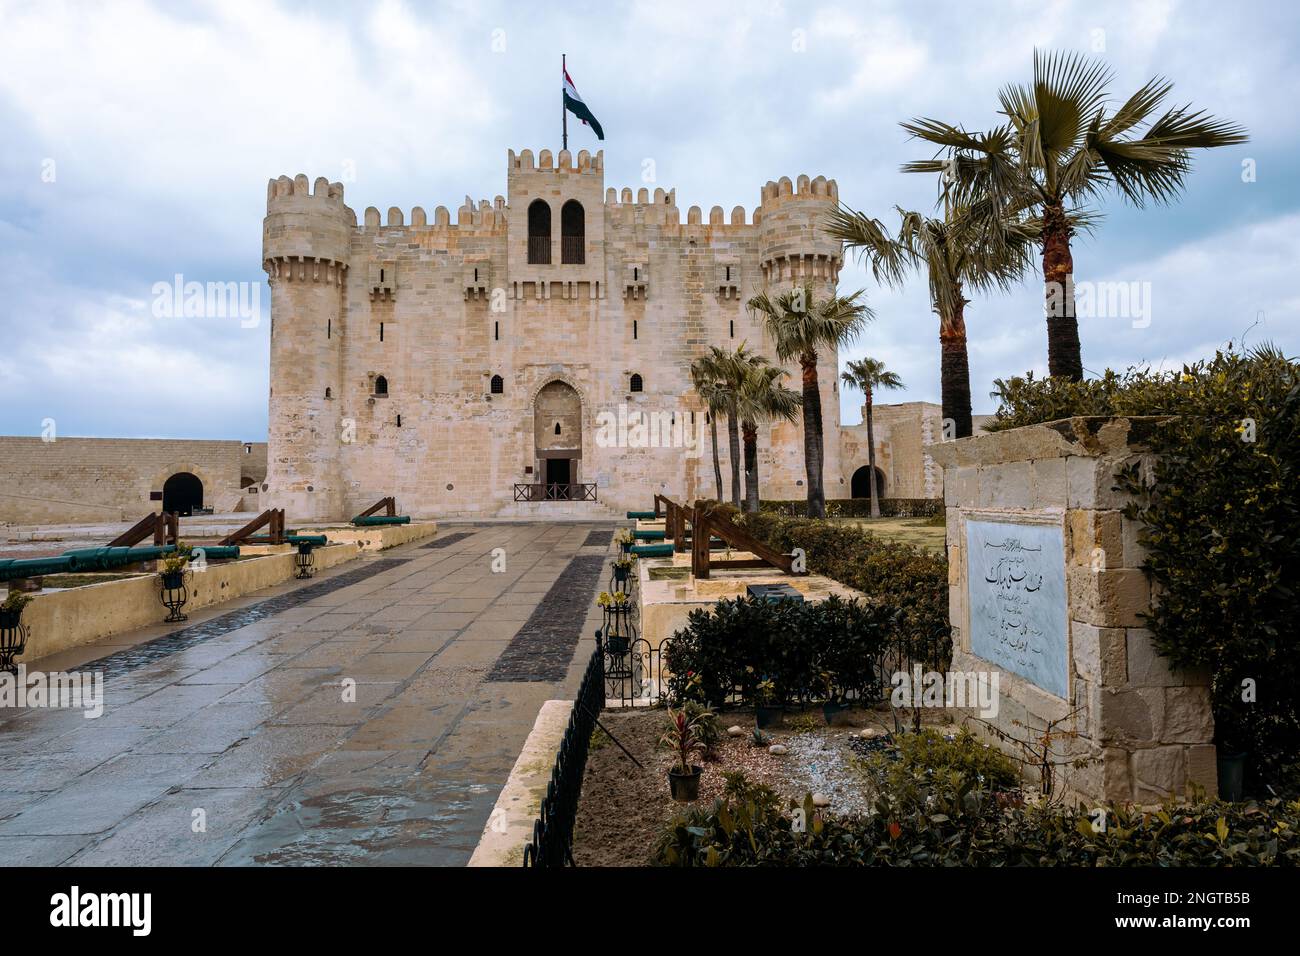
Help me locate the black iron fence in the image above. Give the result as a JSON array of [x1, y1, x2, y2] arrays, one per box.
[[514, 483, 598, 502], [522, 646, 604, 867]]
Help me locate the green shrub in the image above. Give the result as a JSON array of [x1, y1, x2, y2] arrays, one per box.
[[738, 512, 950, 671], [760, 498, 944, 518], [882, 728, 1021, 792], [653, 771, 1300, 867], [664, 594, 897, 707]]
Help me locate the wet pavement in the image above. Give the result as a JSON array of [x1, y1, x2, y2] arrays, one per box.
[[0, 522, 614, 866]]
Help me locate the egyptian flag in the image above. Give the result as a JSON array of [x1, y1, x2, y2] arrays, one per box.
[[563, 66, 605, 141]]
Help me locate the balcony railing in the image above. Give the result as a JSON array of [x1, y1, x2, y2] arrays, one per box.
[[528, 236, 551, 264], [561, 236, 585, 264], [514, 483, 598, 502]]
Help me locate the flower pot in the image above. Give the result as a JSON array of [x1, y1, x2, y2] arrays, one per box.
[[823, 702, 852, 726], [605, 634, 629, 655], [619, 541, 631, 555], [755, 705, 784, 729], [613, 568, 630, 585], [161, 571, 184, 590], [1217, 751, 1247, 802], [0, 609, 21, 629], [668, 765, 703, 802]]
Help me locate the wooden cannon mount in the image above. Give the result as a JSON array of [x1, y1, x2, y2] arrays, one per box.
[[654, 496, 805, 580]]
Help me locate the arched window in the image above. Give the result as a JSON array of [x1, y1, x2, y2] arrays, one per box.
[[490, 374, 504, 394], [374, 375, 388, 396], [555, 422, 562, 435], [630, 373, 643, 393], [527, 200, 551, 264], [324, 387, 332, 399], [561, 200, 585, 264]]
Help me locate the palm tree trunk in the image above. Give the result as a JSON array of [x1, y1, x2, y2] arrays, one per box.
[[709, 413, 723, 502], [742, 421, 759, 513], [727, 414, 742, 507], [940, 297, 973, 440], [800, 353, 824, 519], [1042, 199, 1083, 381], [865, 386, 880, 519]]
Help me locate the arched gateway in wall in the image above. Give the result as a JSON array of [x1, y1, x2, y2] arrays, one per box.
[[532, 380, 586, 499]]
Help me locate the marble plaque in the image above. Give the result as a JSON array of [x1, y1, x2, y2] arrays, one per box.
[[965, 517, 1069, 698]]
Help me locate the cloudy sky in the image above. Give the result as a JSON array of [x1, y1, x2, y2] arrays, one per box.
[[0, 0, 1295, 439]]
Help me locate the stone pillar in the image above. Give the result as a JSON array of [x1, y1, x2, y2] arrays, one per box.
[[929, 416, 1216, 804]]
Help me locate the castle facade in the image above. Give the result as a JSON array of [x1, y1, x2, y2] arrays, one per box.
[[261, 148, 938, 521]]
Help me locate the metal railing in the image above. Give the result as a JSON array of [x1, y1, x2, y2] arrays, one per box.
[[513, 483, 598, 502], [523, 644, 604, 867], [527, 235, 551, 264], [561, 236, 585, 264]]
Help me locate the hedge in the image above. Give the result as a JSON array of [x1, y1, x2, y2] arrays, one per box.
[[737, 512, 950, 669], [664, 594, 898, 707], [655, 771, 1300, 867], [760, 498, 944, 518]]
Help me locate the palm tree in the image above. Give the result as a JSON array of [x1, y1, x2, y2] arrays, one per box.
[[840, 357, 903, 518], [689, 348, 731, 501], [747, 283, 872, 518], [901, 49, 1247, 380], [825, 203, 1041, 440], [734, 363, 802, 513]]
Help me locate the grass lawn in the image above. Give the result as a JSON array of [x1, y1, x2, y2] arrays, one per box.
[[835, 517, 946, 553]]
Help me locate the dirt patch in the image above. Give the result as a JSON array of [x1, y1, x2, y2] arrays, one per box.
[[572, 704, 961, 866]]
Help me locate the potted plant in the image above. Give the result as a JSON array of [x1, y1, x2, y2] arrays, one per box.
[[753, 677, 783, 729], [660, 706, 708, 801], [0, 591, 31, 630], [596, 591, 632, 653], [0, 591, 32, 674], [613, 552, 636, 585], [820, 670, 850, 726], [615, 528, 635, 554], [158, 548, 190, 590], [1216, 741, 1247, 802]]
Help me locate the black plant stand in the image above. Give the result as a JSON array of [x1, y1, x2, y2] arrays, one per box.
[[159, 571, 189, 623], [0, 612, 28, 675], [295, 542, 317, 579]]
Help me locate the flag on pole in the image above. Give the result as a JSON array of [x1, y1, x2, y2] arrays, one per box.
[[562, 66, 605, 141]]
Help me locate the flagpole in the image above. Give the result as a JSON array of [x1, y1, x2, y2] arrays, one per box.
[[561, 53, 568, 151]]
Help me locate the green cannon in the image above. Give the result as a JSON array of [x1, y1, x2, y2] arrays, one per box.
[[626, 510, 657, 520], [61, 546, 177, 571], [632, 529, 666, 541], [0, 556, 78, 582], [285, 534, 329, 546], [191, 546, 240, 561], [351, 515, 410, 526], [630, 543, 674, 558]]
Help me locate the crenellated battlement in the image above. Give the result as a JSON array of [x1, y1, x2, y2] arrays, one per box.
[[508, 148, 603, 172], [359, 195, 508, 233], [758, 173, 839, 206]]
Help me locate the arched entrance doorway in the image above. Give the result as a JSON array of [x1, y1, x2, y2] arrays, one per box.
[[850, 465, 884, 501], [163, 472, 204, 516], [534, 380, 583, 500]]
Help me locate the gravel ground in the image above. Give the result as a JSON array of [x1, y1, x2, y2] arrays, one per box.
[[572, 704, 961, 866]]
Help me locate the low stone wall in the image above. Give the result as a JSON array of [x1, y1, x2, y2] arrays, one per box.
[[467, 700, 574, 867], [930, 417, 1216, 804], [19, 543, 361, 663], [637, 552, 863, 653]]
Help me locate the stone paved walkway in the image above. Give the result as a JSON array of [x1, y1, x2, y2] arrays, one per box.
[[0, 522, 614, 866]]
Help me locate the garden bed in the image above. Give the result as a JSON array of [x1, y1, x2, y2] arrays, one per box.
[[572, 704, 963, 867]]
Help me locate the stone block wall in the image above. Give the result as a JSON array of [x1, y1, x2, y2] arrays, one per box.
[[0, 437, 266, 523], [930, 417, 1217, 804]]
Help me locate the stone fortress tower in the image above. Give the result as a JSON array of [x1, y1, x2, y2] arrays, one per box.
[[261, 148, 890, 521]]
